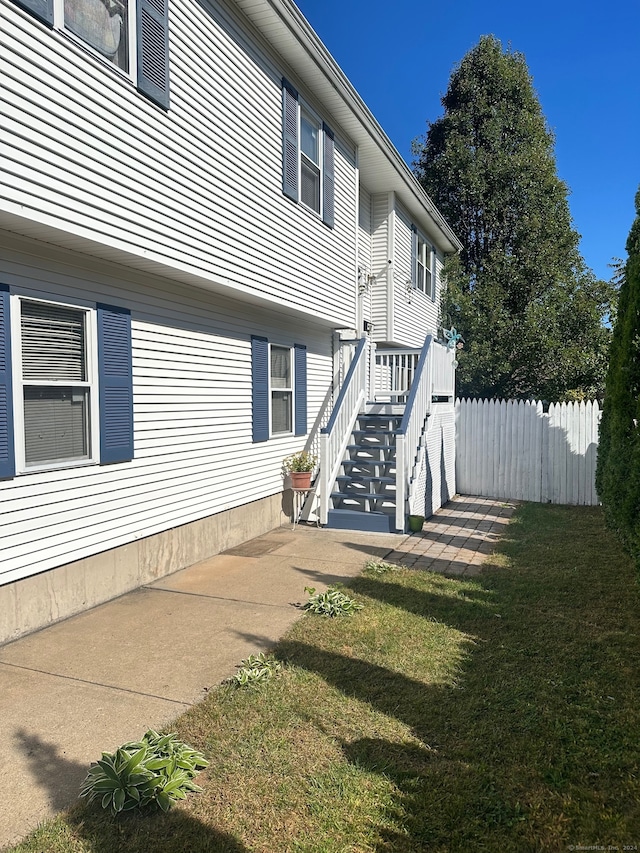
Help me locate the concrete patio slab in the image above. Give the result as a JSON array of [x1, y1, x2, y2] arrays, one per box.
[[0, 494, 515, 851]]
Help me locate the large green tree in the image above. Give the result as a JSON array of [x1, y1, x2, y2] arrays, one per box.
[[595, 188, 640, 562], [413, 35, 614, 400]]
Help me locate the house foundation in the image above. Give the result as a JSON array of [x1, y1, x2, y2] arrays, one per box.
[[0, 493, 288, 646]]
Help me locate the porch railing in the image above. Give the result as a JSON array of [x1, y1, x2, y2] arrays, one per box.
[[319, 336, 369, 525], [374, 348, 421, 402]]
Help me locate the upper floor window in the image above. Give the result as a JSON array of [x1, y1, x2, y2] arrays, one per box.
[[282, 79, 335, 228], [63, 0, 131, 72], [412, 227, 435, 300], [11, 0, 169, 108]]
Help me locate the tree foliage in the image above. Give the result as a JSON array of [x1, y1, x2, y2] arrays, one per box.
[[595, 187, 640, 563], [413, 35, 615, 400]]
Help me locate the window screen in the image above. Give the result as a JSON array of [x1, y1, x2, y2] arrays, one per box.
[[64, 0, 129, 70], [300, 110, 321, 214], [270, 345, 292, 434], [21, 301, 91, 465]]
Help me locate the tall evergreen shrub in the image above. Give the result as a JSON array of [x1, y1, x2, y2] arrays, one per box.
[[596, 187, 640, 562]]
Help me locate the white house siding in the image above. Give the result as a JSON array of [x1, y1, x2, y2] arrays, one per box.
[[0, 0, 357, 328], [370, 193, 390, 340], [0, 235, 335, 587], [392, 204, 440, 348], [358, 185, 373, 331]]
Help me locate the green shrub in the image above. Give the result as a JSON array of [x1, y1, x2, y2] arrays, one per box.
[[303, 586, 363, 617], [229, 652, 283, 687], [79, 729, 208, 815], [596, 186, 640, 566]]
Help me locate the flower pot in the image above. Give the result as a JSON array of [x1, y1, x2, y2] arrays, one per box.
[[408, 514, 425, 532], [290, 471, 312, 489]]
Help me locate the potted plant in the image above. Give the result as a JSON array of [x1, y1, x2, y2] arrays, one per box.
[[283, 450, 317, 489]]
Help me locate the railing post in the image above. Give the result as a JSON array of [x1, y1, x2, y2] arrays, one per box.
[[368, 339, 376, 404], [395, 435, 405, 532], [319, 430, 329, 526]]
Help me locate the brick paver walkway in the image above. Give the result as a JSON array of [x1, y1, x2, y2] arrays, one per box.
[[385, 495, 518, 577]]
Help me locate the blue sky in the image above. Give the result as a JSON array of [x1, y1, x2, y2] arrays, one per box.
[[296, 0, 640, 282]]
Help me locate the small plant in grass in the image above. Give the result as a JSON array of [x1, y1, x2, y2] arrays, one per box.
[[363, 559, 400, 574], [303, 586, 364, 617], [228, 652, 283, 687], [79, 729, 208, 815]]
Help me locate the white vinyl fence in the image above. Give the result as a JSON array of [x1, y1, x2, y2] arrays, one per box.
[[456, 399, 601, 505]]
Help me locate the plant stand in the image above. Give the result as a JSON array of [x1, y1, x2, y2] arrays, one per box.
[[291, 487, 316, 530]]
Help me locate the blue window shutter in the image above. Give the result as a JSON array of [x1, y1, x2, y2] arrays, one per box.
[[322, 123, 335, 228], [294, 343, 307, 436], [251, 335, 269, 442], [136, 0, 170, 109], [411, 225, 418, 287], [97, 304, 133, 464], [0, 285, 15, 480], [282, 79, 299, 201], [12, 0, 53, 26]]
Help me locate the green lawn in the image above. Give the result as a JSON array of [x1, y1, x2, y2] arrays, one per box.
[[11, 504, 640, 852]]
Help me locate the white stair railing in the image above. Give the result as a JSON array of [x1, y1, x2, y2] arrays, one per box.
[[374, 348, 421, 401], [395, 335, 433, 532], [319, 336, 369, 525]]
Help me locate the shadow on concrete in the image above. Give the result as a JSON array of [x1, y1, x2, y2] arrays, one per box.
[[13, 730, 249, 852], [14, 729, 88, 814]]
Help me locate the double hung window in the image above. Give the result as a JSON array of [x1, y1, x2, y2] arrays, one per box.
[[0, 286, 134, 479], [270, 345, 292, 435], [412, 228, 435, 299], [251, 336, 307, 442], [282, 79, 335, 228], [18, 298, 96, 468]]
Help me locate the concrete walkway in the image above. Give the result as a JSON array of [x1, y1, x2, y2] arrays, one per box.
[[0, 495, 516, 850]]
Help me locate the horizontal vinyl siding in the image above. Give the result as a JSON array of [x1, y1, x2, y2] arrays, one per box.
[[0, 0, 357, 327], [392, 204, 439, 347], [358, 185, 372, 326], [370, 193, 389, 339], [0, 237, 334, 585]]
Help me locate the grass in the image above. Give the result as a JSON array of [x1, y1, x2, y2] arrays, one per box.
[[9, 504, 640, 852]]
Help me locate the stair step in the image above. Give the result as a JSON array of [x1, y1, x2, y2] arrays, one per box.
[[336, 474, 395, 485], [331, 491, 396, 507], [326, 509, 399, 533], [352, 429, 400, 438], [342, 458, 395, 467], [346, 444, 395, 452]]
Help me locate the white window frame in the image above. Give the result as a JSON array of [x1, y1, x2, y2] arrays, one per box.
[[298, 102, 324, 218], [52, 0, 136, 80], [415, 233, 435, 300], [10, 293, 100, 474], [269, 343, 294, 437]]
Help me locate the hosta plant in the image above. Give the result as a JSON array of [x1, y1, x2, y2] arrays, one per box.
[[229, 652, 283, 687], [303, 586, 364, 617], [79, 729, 208, 815], [364, 559, 400, 574]]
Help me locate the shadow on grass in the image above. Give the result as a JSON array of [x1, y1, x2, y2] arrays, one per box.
[[279, 505, 640, 850], [62, 805, 249, 853], [13, 731, 248, 853]]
